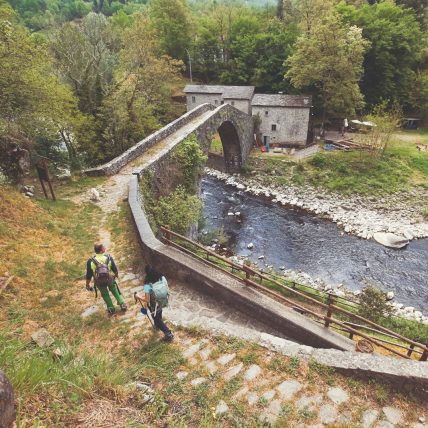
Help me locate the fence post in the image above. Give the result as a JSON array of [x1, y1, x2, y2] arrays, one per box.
[[420, 345, 428, 362], [324, 293, 335, 328], [243, 265, 251, 279], [407, 344, 415, 358]]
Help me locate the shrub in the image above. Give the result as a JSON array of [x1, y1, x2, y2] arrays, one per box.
[[358, 284, 393, 323], [309, 153, 327, 168], [152, 185, 202, 234]]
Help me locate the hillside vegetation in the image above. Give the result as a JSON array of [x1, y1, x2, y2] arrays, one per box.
[[1, 0, 428, 180], [1, 181, 427, 426]]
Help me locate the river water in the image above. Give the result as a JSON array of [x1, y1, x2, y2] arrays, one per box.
[[200, 176, 428, 312]]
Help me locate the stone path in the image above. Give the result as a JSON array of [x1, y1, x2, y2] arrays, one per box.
[[80, 269, 291, 341], [169, 336, 426, 427]]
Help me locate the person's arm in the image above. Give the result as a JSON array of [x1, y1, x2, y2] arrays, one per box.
[[143, 284, 151, 307], [109, 256, 118, 278], [85, 259, 93, 290]]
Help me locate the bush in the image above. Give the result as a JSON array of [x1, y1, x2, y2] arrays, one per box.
[[153, 185, 202, 234], [358, 284, 393, 323], [309, 153, 327, 168]]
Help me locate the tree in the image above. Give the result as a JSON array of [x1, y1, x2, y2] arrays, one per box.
[[286, 11, 369, 119], [338, 1, 423, 108], [358, 284, 393, 323], [0, 2, 84, 176], [50, 12, 117, 115], [149, 0, 191, 61], [94, 13, 182, 163]]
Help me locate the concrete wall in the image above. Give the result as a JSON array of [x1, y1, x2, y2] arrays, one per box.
[[253, 106, 310, 146]]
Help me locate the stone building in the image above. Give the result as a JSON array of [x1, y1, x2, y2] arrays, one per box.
[[184, 85, 255, 115], [252, 94, 311, 147]]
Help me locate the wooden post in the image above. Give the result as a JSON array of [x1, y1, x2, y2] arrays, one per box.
[[407, 343, 415, 358], [39, 177, 48, 199], [420, 345, 428, 362], [35, 159, 55, 201], [324, 294, 335, 328], [47, 179, 56, 201]]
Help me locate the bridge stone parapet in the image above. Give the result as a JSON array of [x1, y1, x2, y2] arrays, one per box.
[[84, 103, 254, 176], [84, 103, 214, 176]]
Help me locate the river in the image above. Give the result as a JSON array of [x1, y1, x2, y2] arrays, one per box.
[[200, 176, 428, 312]]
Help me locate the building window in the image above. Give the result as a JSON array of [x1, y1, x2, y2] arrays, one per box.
[[271, 124, 277, 131], [192, 96, 195, 103], [265, 111, 269, 116], [221, 100, 224, 104], [215, 100, 218, 105], [231, 101, 235, 106]]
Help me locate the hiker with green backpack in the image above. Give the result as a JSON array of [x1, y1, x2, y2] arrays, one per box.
[[85, 243, 127, 316], [139, 265, 174, 342]]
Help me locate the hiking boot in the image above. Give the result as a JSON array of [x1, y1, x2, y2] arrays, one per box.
[[162, 333, 174, 343], [107, 307, 116, 316], [120, 302, 127, 312]]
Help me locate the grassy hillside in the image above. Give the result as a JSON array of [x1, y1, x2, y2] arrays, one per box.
[[0, 180, 427, 426]]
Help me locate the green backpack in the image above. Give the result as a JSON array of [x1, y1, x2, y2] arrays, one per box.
[[151, 276, 169, 309]]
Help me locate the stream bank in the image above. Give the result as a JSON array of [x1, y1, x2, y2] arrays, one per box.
[[200, 173, 428, 319]]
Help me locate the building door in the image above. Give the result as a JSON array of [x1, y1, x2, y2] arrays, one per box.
[[263, 136, 270, 145]]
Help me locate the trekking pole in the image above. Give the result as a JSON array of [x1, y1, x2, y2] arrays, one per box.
[[134, 292, 155, 329]]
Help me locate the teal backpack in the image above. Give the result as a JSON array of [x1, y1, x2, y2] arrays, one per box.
[[151, 276, 169, 310]]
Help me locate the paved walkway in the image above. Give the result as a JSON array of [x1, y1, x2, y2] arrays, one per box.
[[170, 336, 426, 427], [81, 270, 290, 342]]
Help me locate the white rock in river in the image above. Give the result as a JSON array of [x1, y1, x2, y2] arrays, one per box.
[[247, 243, 254, 249], [373, 232, 409, 249], [386, 291, 394, 300]]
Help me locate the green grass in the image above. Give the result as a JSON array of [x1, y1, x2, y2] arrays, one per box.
[[0, 332, 130, 422], [247, 130, 428, 195]]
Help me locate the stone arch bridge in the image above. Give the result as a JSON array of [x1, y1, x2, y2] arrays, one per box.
[[85, 103, 254, 176]]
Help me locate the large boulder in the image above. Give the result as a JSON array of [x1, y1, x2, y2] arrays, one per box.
[[0, 370, 15, 428], [373, 232, 409, 249]]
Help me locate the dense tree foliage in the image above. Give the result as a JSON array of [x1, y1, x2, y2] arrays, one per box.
[[0, 1, 85, 174], [338, 1, 424, 109], [286, 8, 369, 117], [1, 0, 427, 178]]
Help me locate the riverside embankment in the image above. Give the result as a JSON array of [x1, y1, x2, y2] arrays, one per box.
[[201, 172, 428, 318]]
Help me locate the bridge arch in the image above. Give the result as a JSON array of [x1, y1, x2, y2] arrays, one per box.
[[194, 103, 254, 173]]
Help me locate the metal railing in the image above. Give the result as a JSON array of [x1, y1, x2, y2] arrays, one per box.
[[159, 226, 428, 361]]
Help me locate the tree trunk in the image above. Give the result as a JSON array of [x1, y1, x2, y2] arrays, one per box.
[[0, 370, 15, 428]]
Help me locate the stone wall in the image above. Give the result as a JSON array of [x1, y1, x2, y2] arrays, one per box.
[[84, 103, 254, 176], [186, 93, 222, 112], [253, 105, 310, 146], [84, 104, 214, 177]]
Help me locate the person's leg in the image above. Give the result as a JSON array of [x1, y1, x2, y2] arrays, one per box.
[[99, 286, 115, 313], [152, 309, 173, 338], [109, 280, 124, 306]]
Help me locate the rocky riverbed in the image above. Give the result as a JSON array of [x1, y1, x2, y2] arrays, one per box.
[[201, 169, 428, 322], [205, 168, 428, 243], [225, 254, 428, 325]]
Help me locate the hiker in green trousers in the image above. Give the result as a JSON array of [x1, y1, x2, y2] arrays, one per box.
[[85, 243, 127, 315]]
